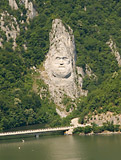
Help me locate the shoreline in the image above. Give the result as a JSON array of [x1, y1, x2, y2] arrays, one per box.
[[78, 131, 121, 136]]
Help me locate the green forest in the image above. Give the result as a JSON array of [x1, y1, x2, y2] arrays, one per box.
[[0, 0, 121, 131]]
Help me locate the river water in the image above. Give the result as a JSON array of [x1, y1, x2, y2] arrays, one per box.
[[0, 134, 121, 160]]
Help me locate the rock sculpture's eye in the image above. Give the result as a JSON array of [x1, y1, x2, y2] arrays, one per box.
[[56, 57, 68, 60], [63, 57, 68, 60], [56, 57, 60, 60]]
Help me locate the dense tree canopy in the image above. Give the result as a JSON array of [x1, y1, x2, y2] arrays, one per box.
[[0, 0, 121, 131]]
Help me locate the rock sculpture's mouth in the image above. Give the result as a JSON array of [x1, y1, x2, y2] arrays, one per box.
[[58, 66, 65, 68], [52, 72, 71, 78], [51, 65, 72, 79]]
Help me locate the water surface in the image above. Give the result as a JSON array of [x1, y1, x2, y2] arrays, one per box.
[[0, 134, 121, 160]]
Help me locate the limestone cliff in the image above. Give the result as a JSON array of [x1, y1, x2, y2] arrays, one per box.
[[0, 0, 37, 49], [85, 64, 97, 79], [41, 19, 87, 117], [85, 111, 121, 126], [20, 0, 38, 21], [9, 0, 37, 21], [107, 38, 121, 67], [0, 11, 20, 49], [9, 0, 18, 10]]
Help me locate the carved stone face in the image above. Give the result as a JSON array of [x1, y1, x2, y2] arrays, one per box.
[[51, 52, 72, 78]]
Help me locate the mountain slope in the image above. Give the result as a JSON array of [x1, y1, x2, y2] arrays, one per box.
[[0, 0, 121, 131]]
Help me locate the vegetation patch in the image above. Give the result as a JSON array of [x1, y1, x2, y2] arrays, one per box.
[[73, 122, 121, 135]]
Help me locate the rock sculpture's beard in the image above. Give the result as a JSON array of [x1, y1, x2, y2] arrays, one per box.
[[52, 67, 72, 78]]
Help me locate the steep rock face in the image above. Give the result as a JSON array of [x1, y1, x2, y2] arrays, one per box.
[[9, 0, 37, 20], [20, 0, 37, 21], [26, 1, 37, 20], [0, 11, 20, 49], [1, 0, 37, 49], [0, 38, 3, 48], [41, 19, 87, 117], [9, 0, 18, 10], [85, 112, 121, 126], [107, 38, 121, 67], [85, 64, 97, 79]]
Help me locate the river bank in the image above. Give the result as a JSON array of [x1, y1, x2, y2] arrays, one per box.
[[78, 130, 121, 136]]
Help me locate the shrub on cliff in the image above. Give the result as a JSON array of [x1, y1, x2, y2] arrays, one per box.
[[73, 127, 84, 134]]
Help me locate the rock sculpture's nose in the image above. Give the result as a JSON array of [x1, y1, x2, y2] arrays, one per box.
[[60, 58, 64, 65]]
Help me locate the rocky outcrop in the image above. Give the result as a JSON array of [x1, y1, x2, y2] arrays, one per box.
[[107, 38, 121, 67], [85, 64, 97, 79], [0, 38, 3, 48], [0, 11, 20, 49], [26, 1, 37, 20], [9, 0, 37, 21], [2, 0, 37, 49], [20, 0, 37, 21], [41, 19, 87, 117], [85, 111, 121, 126], [9, 0, 18, 10]]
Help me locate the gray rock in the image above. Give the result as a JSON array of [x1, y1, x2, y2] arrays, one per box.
[[21, 0, 38, 21], [0, 38, 3, 48], [27, 2, 37, 19], [41, 19, 87, 117], [85, 64, 97, 79], [107, 38, 121, 67], [0, 11, 20, 49], [9, 0, 18, 10]]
